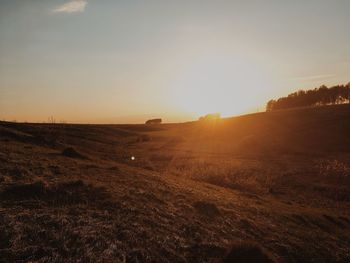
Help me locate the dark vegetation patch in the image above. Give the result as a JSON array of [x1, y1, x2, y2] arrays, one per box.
[[107, 165, 120, 171], [0, 127, 34, 142], [0, 180, 110, 206], [61, 147, 86, 159], [48, 165, 61, 175], [126, 249, 152, 263], [238, 219, 257, 233], [323, 214, 347, 229], [336, 256, 350, 263], [313, 185, 350, 202], [0, 124, 62, 147], [137, 134, 151, 142], [116, 124, 164, 132], [222, 242, 277, 263], [0, 215, 12, 249], [7, 167, 28, 179], [193, 201, 220, 217], [339, 216, 350, 224], [150, 153, 173, 162], [1, 181, 46, 200], [0, 211, 124, 263], [187, 243, 227, 262], [290, 214, 311, 227]]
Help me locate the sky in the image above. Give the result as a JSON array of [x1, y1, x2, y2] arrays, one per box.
[[0, 0, 350, 123]]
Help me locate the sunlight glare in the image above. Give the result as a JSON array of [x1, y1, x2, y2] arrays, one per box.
[[170, 55, 275, 118]]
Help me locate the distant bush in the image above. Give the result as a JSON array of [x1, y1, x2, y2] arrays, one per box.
[[266, 83, 350, 111], [198, 113, 221, 122], [223, 242, 277, 263], [145, 118, 162, 124]]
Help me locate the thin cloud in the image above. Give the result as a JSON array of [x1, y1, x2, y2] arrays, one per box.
[[53, 0, 87, 13]]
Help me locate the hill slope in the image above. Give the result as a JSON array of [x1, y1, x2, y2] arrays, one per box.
[[1, 105, 350, 262]]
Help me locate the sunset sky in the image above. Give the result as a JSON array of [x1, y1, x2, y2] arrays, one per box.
[[1, 0, 350, 123]]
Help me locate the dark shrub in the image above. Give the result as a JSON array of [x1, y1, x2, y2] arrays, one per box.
[[1, 180, 110, 206], [223, 242, 277, 263], [145, 118, 162, 124], [1, 181, 46, 199], [193, 201, 220, 217], [0, 216, 12, 249], [62, 147, 86, 159]]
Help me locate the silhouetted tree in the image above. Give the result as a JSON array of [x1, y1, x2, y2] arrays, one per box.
[[145, 118, 162, 124], [198, 113, 221, 121], [266, 83, 350, 111]]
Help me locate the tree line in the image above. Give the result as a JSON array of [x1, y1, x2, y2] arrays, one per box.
[[266, 83, 350, 111]]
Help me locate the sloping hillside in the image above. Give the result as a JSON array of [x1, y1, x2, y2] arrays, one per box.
[[1, 105, 350, 262], [167, 104, 350, 155]]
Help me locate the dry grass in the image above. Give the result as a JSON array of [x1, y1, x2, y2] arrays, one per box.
[[1, 105, 350, 262], [317, 159, 350, 179], [166, 157, 287, 194]]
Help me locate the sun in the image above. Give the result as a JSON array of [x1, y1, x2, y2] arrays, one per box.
[[169, 54, 274, 118]]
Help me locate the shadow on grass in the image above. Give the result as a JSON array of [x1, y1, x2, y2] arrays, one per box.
[[0, 180, 110, 206]]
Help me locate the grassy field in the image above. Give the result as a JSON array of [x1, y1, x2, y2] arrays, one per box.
[[1, 104, 350, 262]]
